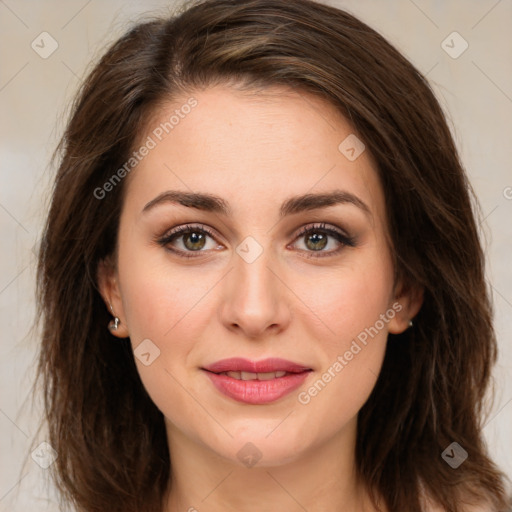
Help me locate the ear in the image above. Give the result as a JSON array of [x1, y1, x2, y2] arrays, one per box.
[[387, 278, 424, 335], [97, 256, 129, 338]]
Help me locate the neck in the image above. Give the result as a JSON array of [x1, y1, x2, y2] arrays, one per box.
[[163, 417, 377, 512]]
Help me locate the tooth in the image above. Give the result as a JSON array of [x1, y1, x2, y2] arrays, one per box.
[[275, 371, 286, 378], [240, 371, 257, 380], [226, 371, 241, 379], [257, 372, 276, 380]]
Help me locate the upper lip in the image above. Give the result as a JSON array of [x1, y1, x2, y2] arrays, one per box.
[[203, 357, 312, 374]]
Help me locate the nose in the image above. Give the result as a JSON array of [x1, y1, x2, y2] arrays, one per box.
[[218, 247, 291, 339]]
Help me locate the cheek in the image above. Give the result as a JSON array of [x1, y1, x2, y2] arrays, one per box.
[[289, 253, 394, 422], [116, 250, 216, 438], [118, 245, 218, 343], [292, 251, 394, 348]]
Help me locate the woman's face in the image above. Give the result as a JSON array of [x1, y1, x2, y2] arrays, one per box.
[[100, 85, 417, 467]]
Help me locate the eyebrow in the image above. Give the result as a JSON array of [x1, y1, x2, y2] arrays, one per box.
[[142, 189, 372, 219]]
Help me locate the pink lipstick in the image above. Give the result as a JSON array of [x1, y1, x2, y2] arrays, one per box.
[[202, 357, 312, 404]]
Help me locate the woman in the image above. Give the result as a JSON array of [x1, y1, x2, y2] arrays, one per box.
[[36, 0, 511, 510]]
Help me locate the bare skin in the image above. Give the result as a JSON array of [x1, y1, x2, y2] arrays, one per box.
[[98, 85, 423, 512]]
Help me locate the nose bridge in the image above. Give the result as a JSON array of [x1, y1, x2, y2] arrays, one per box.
[[220, 238, 290, 338], [235, 252, 276, 303]]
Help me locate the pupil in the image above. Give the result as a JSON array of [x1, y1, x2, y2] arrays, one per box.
[[184, 232, 205, 250], [306, 232, 327, 250]]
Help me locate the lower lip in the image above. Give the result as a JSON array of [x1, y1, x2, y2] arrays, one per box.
[[204, 370, 310, 404]]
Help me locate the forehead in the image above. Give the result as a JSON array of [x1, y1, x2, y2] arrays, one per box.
[[123, 85, 384, 223]]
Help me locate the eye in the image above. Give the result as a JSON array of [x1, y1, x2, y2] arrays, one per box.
[[157, 224, 223, 258], [290, 222, 355, 258], [157, 222, 356, 259]]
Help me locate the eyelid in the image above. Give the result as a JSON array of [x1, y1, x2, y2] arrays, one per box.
[[157, 221, 356, 258], [288, 222, 356, 257], [291, 222, 352, 242], [158, 223, 221, 243]]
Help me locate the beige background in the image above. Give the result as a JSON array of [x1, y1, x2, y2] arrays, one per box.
[[1, 0, 511, 510]]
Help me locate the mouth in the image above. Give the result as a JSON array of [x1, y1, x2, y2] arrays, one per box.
[[202, 358, 312, 404], [213, 370, 293, 380]]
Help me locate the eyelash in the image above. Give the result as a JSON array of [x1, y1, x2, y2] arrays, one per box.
[[156, 222, 356, 259], [293, 223, 356, 258]]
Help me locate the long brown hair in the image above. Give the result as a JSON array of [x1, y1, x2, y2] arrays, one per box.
[[36, 1, 511, 511]]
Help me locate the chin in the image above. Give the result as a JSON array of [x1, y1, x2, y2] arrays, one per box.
[[211, 421, 313, 468]]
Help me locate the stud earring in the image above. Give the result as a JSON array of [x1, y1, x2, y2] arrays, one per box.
[[109, 316, 120, 331], [108, 302, 120, 332], [408, 320, 414, 328]]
